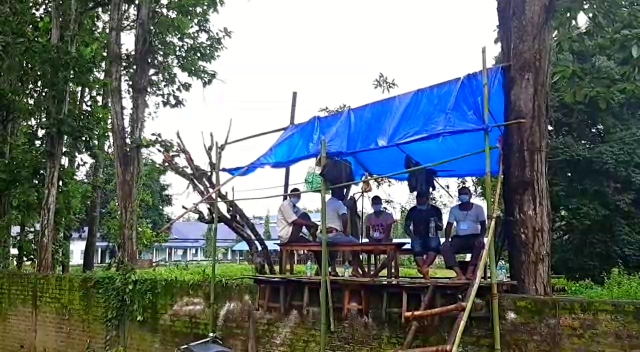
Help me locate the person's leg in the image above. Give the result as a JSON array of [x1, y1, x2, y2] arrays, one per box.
[[411, 238, 428, 278], [325, 236, 341, 276], [330, 234, 364, 277], [371, 239, 391, 277], [465, 235, 485, 280], [420, 237, 441, 280], [442, 236, 466, 280], [297, 212, 318, 237]]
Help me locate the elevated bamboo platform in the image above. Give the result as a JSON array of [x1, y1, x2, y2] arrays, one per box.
[[252, 275, 516, 321]]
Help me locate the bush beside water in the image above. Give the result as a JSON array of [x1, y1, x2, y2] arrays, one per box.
[[553, 268, 640, 300]]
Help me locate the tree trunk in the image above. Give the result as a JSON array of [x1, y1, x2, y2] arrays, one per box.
[[16, 222, 26, 270], [38, 134, 64, 273], [497, 0, 555, 295], [83, 145, 105, 272], [0, 120, 11, 269], [106, 0, 139, 265]]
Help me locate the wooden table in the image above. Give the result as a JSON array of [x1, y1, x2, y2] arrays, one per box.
[[278, 242, 406, 279]]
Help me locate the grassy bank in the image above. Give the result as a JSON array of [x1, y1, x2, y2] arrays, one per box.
[[553, 269, 640, 300]]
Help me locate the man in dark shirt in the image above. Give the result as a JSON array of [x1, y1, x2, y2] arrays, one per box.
[[404, 191, 443, 280]]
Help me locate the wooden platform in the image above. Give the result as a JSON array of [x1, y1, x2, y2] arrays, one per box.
[[252, 275, 517, 322]]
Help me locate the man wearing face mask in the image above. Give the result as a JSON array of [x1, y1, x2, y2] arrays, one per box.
[[404, 191, 443, 280], [441, 186, 487, 281], [364, 196, 395, 277], [277, 188, 321, 273]]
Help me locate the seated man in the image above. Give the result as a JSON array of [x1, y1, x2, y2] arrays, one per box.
[[404, 191, 443, 280], [277, 188, 320, 273], [364, 196, 395, 277], [441, 186, 487, 281], [325, 188, 365, 277]]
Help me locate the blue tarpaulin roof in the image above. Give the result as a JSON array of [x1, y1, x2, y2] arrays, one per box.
[[223, 67, 505, 180]]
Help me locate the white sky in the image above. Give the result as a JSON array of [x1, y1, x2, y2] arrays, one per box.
[[148, 0, 499, 219]]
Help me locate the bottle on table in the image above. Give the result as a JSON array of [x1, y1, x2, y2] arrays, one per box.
[[429, 218, 436, 237], [343, 262, 351, 277], [306, 260, 313, 277], [497, 260, 508, 281]]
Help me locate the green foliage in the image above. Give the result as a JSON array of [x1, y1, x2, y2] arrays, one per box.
[[263, 212, 271, 240], [556, 268, 640, 300], [549, 0, 640, 282], [372, 73, 398, 94], [96, 154, 172, 250]]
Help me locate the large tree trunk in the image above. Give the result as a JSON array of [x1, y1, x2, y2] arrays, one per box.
[[38, 134, 64, 273], [106, 0, 138, 265], [36, 0, 62, 274], [497, 0, 555, 295]]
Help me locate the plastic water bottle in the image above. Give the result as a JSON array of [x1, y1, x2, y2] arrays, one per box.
[[429, 218, 436, 237], [305, 260, 313, 277], [343, 262, 351, 277], [497, 260, 507, 281]]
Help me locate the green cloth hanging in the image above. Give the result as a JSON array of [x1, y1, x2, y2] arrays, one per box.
[[304, 167, 323, 193]]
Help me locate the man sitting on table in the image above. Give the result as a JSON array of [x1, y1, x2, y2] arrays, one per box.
[[364, 196, 395, 277], [404, 191, 443, 280], [441, 186, 486, 281], [326, 188, 365, 277], [277, 188, 320, 273]]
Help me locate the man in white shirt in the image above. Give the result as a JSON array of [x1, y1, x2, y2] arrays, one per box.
[[277, 188, 320, 273], [441, 186, 487, 281], [325, 188, 364, 276]]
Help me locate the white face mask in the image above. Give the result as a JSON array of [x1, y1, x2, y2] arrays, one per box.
[[372, 204, 382, 212], [290, 197, 300, 205]]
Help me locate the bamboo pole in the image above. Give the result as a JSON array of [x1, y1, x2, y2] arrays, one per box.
[[448, 157, 504, 351], [327, 275, 335, 332], [210, 142, 221, 333], [319, 139, 329, 352], [483, 46, 502, 351], [282, 92, 298, 201], [404, 302, 466, 320]]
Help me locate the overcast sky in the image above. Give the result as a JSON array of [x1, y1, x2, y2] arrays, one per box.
[[147, 0, 500, 219]]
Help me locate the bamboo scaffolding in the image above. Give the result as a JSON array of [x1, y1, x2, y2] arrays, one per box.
[[483, 46, 502, 352], [319, 139, 329, 352]]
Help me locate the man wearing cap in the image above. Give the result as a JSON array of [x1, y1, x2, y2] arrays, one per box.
[[404, 191, 443, 280]]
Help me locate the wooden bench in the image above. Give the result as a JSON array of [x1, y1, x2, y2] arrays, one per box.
[[278, 242, 406, 279]]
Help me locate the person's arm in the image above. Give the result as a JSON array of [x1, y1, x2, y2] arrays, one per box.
[[281, 202, 316, 228], [435, 207, 444, 231], [339, 202, 349, 233], [364, 214, 372, 240], [383, 215, 394, 239], [403, 209, 414, 238], [445, 207, 455, 241], [478, 206, 487, 237]]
